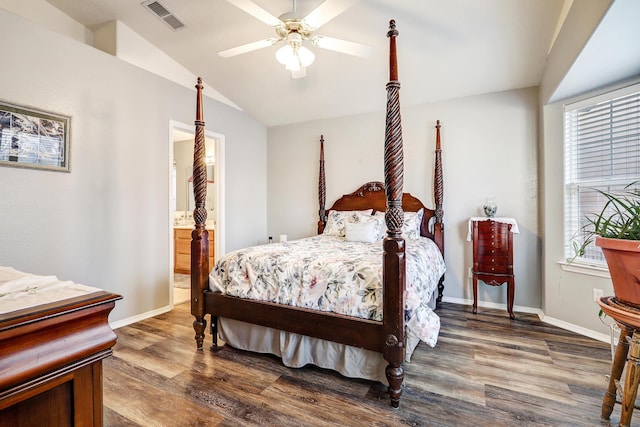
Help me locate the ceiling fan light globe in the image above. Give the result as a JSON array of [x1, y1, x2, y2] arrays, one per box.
[[298, 46, 315, 67], [275, 44, 294, 65], [291, 67, 307, 79], [285, 56, 301, 72]]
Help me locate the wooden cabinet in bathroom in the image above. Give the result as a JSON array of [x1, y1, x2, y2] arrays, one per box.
[[174, 227, 214, 274]]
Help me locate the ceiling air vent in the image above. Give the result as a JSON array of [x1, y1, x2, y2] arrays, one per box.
[[142, 0, 185, 31]]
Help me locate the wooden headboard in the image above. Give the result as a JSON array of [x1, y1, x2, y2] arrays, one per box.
[[316, 120, 445, 258], [321, 181, 436, 238]]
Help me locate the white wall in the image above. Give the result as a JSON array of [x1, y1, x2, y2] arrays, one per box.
[[539, 12, 610, 336], [539, 0, 612, 104], [268, 87, 540, 309], [538, 0, 637, 339], [0, 9, 267, 323], [92, 19, 239, 110], [0, 0, 91, 44], [541, 101, 615, 336]]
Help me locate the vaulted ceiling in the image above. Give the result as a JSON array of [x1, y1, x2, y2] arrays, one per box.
[[47, 0, 565, 126]]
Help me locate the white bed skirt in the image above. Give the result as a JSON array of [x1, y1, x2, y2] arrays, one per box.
[[218, 317, 421, 384]]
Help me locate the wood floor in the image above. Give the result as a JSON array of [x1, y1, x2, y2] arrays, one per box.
[[103, 302, 632, 426]]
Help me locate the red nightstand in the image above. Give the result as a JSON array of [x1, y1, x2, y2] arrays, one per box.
[[470, 218, 516, 319]]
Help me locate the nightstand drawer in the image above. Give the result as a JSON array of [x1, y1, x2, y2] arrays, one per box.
[[478, 225, 507, 235], [477, 233, 508, 247], [477, 255, 510, 273], [477, 245, 508, 257]]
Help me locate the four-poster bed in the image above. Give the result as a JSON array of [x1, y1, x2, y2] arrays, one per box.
[[190, 20, 444, 408]]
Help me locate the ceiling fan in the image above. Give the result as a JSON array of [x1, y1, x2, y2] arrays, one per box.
[[218, 0, 372, 78]]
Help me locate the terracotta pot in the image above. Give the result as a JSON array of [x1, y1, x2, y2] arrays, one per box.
[[596, 236, 640, 308]]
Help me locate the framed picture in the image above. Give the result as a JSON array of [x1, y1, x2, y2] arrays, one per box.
[[0, 101, 70, 172]]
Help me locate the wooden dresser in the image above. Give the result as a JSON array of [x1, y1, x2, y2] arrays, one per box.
[[0, 291, 121, 427], [174, 227, 214, 274], [471, 218, 515, 319]]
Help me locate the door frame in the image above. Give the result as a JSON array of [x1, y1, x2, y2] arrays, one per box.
[[168, 120, 225, 305]]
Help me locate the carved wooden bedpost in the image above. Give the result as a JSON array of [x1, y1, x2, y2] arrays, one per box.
[[191, 77, 209, 350], [434, 120, 445, 305], [383, 19, 406, 408], [317, 135, 326, 234]]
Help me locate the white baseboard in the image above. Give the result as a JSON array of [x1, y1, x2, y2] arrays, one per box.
[[441, 296, 610, 343], [110, 304, 173, 330], [442, 296, 542, 315], [539, 313, 611, 343]]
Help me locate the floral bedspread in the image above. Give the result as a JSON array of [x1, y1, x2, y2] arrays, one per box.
[[209, 235, 446, 347]]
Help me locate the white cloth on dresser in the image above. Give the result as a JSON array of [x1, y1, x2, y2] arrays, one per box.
[[0, 266, 101, 314], [466, 217, 520, 241]]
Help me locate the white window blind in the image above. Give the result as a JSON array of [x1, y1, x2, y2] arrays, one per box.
[[564, 84, 640, 264]]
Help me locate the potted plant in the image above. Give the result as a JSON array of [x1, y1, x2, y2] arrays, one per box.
[[573, 182, 640, 307]]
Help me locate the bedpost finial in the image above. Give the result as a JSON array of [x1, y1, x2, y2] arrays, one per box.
[[387, 20, 398, 38], [436, 120, 441, 129], [387, 20, 399, 81], [195, 78, 204, 123], [320, 134, 324, 143]]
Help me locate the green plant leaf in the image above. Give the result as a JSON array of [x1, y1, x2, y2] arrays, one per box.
[[569, 181, 640, 263]]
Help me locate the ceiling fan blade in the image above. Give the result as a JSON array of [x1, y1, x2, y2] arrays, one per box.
[[311, 35, 372, 58], [218, 38, 279, 57], [303, 0, 360, 30], [224, 0, 283, 27]]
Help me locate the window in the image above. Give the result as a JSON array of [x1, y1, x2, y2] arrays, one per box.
[[564, 83, 640, 265]]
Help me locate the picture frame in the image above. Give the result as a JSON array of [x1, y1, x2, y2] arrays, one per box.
[[0, 101, 70, 172]]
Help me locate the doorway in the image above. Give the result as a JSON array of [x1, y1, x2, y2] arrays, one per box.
[[169, 121, 225, 305]]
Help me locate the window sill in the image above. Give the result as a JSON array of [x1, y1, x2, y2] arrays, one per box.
[[558, 260, 611, 279]]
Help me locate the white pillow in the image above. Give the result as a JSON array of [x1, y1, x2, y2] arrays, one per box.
[[374, 208, 424, 239], [345, 221, 378, 243], [358, 213, 386, 241], [323, 209, 374, 236], [404, 208, 424, 239], [353, 213, 386, 241]]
